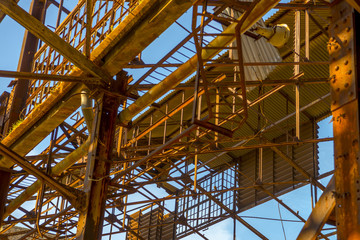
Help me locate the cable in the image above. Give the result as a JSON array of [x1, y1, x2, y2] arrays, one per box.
[[278, 202, 287, 240]]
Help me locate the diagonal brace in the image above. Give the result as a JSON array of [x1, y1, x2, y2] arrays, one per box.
[[0, 142, 83, 210], [0, 0, 111, 83], [297, 176, 335, 240]]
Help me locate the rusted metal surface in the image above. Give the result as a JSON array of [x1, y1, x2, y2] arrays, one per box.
[[6, 0, 45, 135], [76, 91, 120, 239], [0, 167, 10, 226], [0, 0, 342, 239], [297, 176, 335, 240], [329, 1, 360, 238]]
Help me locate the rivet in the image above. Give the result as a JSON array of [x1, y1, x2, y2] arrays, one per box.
[[344, 39, 348, 44], [335, 66, 340, 71], [344, 83, 349, 88], [332, 100, 337, 105], [344, 60, 349, 65], [336, 88, 340, 92], [346, 27, 351, 32], [349, 91, 354, 97], [348, 70, 352, 75]]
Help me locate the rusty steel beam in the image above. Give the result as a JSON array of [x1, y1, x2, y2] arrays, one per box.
[[117, 0, 281, 126], [329, 1, 360, 238], [0, 70, 102, 84], [6, 0, 46, 135], [3, 138, 90, 220], [76, 91, 120, 239], [133, 78, 329, 90], [346, 0, 360, 12], [0, 0, 111, 83], [196, 184, 269, 240], [92, 0, 196, 75], [271, 146, 325, 191], [0, 167, 10, 226], [0, 142, 82, 208], [297, 177, 335, 240]]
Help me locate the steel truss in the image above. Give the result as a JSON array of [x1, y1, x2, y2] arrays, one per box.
[[0, 0, 357, 239]]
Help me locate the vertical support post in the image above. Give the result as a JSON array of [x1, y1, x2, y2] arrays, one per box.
[[294, 9, 301, 139], [85, 0, 93, 58], [76, 90, 120, 240], [329, 1, 360, 238], [7, 0, 45, 132], [305, 8, 310, 61], [0, 168, 11, 227]]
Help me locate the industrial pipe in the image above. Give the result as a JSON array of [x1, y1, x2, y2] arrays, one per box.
[[81, 89, 94, 134], [117, 0, 281, 125]]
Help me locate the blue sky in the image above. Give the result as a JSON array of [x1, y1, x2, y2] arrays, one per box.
[[0, 1, 336, 239]]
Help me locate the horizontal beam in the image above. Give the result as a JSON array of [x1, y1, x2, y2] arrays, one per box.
[[125, 61, 330, 68], [117, 0, 282, 125], [4, 138, 90, 219], [123, 137, 333, 161], [0, 142, 78, 203], [0, 70, 102, 84], [0, 0, 111, 82], [133, 78, 329, 90]]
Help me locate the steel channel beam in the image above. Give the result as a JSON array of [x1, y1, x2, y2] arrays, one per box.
[[6, 0, 46, 135], [3, 138, 90, 220], [0, 0, 194, 168], [329, 1, 360, 238], [0, 167, 11, 226], [76, 92, 120, 239], [0, 0, 111, 83], [0, 142, 79, 203], [1, 0, 197, 224], [117, 0, 281, 126], [0, 70, 101, 84]]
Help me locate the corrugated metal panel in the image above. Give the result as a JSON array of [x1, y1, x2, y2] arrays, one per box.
[[176, 121, 318, 238]]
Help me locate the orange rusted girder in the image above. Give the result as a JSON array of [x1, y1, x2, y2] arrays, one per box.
[[117, 0, 281, 126], [329, 0, 360, 238]]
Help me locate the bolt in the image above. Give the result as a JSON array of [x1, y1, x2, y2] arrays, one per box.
[[335, 66, 340, 71], [347, 70, 352, 75], [344, 60, 349, 65], [344, 83, 349, 88], [346, 27, 351, 32]]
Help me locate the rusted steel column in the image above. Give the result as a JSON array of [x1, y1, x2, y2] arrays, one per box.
[[6, 0, 45, 133], [76, 91, 120, 240], [329, 1, 360, 238], [0, 168, 10, 226]]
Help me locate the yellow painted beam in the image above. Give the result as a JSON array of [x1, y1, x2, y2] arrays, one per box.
[[117, 0, 281, 125], [0, 0, 110, 82]]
